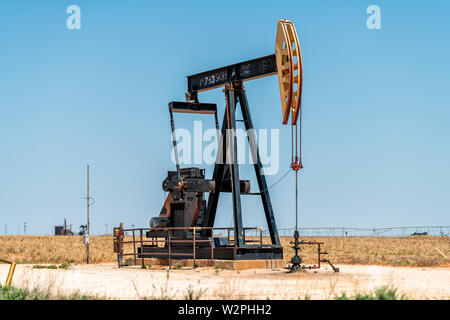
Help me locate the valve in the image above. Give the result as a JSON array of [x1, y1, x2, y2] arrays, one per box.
[[290, 160, 303, 171]]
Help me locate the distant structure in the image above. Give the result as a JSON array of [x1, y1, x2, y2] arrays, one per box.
[[54, 219, 73, 236], [411, 231, 428, 236], [78, 224, 87, 236]]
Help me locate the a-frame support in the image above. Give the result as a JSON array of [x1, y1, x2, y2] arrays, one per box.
[[203, 82, 281, 247]]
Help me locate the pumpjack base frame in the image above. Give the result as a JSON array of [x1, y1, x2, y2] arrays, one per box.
[[139, 245, 283, 260], [124, 257, 287, 270]]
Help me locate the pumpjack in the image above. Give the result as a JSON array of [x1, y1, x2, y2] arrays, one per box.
[[136, 20, 338, 271], [138, 20, 302, 261], [114, 20, 339, 272]]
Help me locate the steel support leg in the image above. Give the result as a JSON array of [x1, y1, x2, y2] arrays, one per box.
[[238, 90, 281, 246], [225, 84, 244, 247], [203, 109, 228, 236]]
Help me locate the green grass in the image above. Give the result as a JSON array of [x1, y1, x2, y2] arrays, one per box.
[[33, 265, 58, 269], [33, 262, 72, 270], [58, 262, 71, 269], [0, 285, 104, 300], [335, 286, 408, 300], [0, 285, 48, 300]]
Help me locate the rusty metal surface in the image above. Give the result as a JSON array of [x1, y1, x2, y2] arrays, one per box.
[[113, 227, 124, 254]]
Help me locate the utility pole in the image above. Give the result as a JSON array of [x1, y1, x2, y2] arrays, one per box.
[[86, 164, 90, 264], [105, 224, 108, 235], [4, 224, 7, 235], [24, 222, 27, 235]]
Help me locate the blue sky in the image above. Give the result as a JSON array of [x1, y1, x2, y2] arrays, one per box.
[[0, 1, 449, 235]]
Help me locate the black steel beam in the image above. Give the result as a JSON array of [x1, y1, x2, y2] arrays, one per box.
[[187, 54, 277, 94], [238, 90, 281, 246], [169, 101, 217, 114], [221, 179, 251, 194], [202, 110, 228, 236], [225, 87, 245, 247]]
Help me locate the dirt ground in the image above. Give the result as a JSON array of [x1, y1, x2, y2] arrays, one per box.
[[1, 263, 449, 299]]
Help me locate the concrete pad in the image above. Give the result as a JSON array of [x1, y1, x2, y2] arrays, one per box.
[[125, 258, 287, 270], [4, 263, 449, 299]]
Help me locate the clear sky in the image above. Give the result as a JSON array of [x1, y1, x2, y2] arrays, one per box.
[[0, 1, 449, 235]]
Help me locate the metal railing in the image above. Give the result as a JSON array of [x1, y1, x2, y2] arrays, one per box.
[[114, 226, 264, 269]]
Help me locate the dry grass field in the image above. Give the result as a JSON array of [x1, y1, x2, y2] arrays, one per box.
[[280, 236, 449, 267], [0, 235, 114, 264], [0, 235, 448, 267]]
